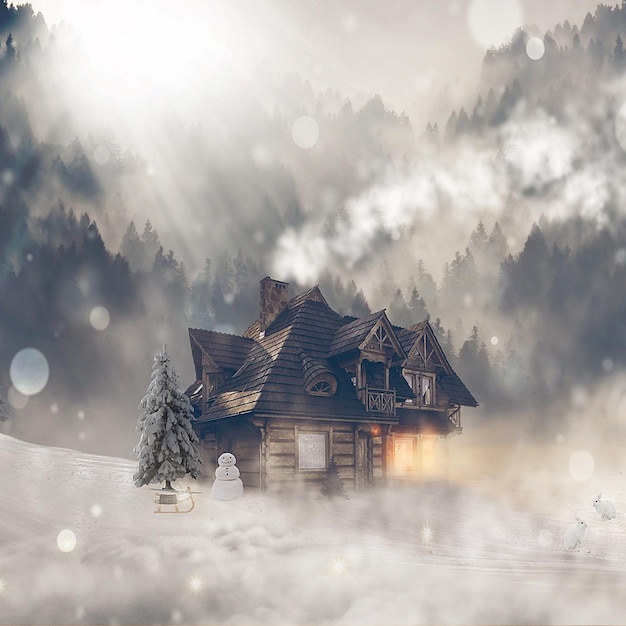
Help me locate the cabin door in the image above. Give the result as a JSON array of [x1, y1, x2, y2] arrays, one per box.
[[356, 431, 373, 489]]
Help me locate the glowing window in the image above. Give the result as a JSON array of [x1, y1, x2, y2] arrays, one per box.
[[298, 433, 327, 469], [394, 437, 416, 471], [422, 436, 438, 472], [402, 371, 435, 406]]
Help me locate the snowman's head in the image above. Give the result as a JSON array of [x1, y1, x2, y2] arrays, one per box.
[[218, 452, 236, 467]]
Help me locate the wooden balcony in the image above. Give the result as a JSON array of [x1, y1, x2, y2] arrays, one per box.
[[359, 387, 396, 416]]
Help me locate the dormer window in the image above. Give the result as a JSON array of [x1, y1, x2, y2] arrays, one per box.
[[403, 371, 435, 407], [307, 375, 337, 396], [310, 380, 332, 394]]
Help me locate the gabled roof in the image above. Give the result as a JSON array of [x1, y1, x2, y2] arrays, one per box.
[[200, 297, 378, 422], [287, 285, 328, 309], [439, 374, 478, 407], [328, 310, 387, 357], [396, 321, 478, 407], [189, 328, 254, 379], [189, 283, 478, 424]]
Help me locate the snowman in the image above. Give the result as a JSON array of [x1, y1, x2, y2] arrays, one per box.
[[211, 452, 244, 501]]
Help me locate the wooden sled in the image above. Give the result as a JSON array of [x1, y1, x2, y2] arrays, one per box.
[[154, 486, 195, 514]]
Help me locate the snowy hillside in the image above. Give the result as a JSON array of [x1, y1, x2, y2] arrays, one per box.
[[1, 433, 626, 625]]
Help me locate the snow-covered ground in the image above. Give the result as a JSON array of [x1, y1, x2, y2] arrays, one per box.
[[1, 432, 626, 625]]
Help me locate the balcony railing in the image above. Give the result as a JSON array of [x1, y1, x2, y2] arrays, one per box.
[[359, 387, 396, 416]]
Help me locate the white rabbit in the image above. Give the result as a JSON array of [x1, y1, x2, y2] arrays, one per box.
[[564, 518, 587, 550], [593, 493, 617, 520]]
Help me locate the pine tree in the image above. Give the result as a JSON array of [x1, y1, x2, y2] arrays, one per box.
[[190, 258, 214, 328], [141, 220, 161, 270], [389, 288, 411, 326], [407, 286, 428, 323], [0, 389, 9, 422], [120, 221, 143, 272], [319, 457, 349, 500], [133, 345, 202, 489]]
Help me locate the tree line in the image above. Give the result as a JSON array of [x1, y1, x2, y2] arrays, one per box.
[[3, 193, 625, 432]]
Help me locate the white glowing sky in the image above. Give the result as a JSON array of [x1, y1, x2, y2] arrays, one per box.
[[28, 0, 601, 122]]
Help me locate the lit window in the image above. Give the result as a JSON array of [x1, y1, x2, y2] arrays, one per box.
[[394, 437, 416, 471], [402, 371, 435, 406], [421, 376, 432, 405], [298, 432, 327, 469]]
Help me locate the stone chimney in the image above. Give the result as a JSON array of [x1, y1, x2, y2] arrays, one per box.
[[259, 277, 289, 334]]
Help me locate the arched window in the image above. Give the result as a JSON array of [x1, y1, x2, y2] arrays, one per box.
[[307, 375, 337, 396], [310, 380, 332, 394]]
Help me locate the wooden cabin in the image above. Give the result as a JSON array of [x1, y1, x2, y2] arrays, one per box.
[[186, 277, 477, 492]]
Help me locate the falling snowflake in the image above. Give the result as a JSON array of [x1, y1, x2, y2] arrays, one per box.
[[188, 575, 204, 593], [330, 556, 348, 574], [422, 524, 433, 544]]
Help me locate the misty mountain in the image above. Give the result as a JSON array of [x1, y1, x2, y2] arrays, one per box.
[[2, 1, 626, 455]]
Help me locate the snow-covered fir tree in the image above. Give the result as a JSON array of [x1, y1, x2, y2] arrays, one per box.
[[133, 345, 202, 489]]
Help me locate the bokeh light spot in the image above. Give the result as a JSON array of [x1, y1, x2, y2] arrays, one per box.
[[467, 0, 522, 50], [91, 503, 102, 518], [78, 410, 86, 420], [93, 145, 110, 165], [342, 13, 358, 34], [570, 386, 588, 408], [2, 169, 14, 185], [50, 403, 59, 414], [251, 143, 271, 166], [89, 306, 110, 331], [7, 387, 28, 409], [10, 348, 50, 396], [569, 450, 594, 482], [57, 529, 77, 553], [292, 116, 320, 149], [526, 37, 545, 60], [490, 336, 499, 346]]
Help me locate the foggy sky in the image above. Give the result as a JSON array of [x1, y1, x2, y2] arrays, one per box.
[[29, 0, 602, 121], [4, 0, 625, 457]]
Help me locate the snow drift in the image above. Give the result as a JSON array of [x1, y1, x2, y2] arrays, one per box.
[[1, 432, 626, 624]]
